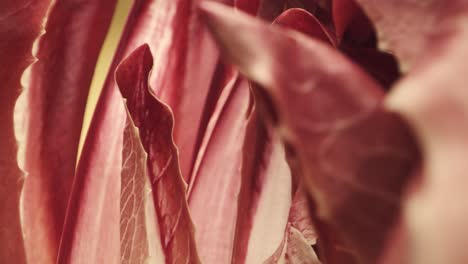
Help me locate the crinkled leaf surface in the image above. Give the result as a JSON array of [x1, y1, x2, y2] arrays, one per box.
[[14, 0, 117, 262], [285, 225, 321, 264], [266, 191, 321, 264], [117, 44, 200, 264], [0, 1, 51, 262], [200, 3, 420, 263], [105, 0, 232, 184], [58, 0, 226, 261], [267, 190, 322, 264], [120, 118, 164, 264]]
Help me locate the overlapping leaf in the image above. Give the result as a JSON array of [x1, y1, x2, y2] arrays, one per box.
[[381, 2, 468, 263], [102, 0, 232, 184], [0, 1, 52, 262], [200, 3, 420, 263], [117, 44, 201, 264], [13, 0, 118, 262], [57, 0, 225, 261], [232, 99, 293, 264], [120, 118, 163, 264], [187, 75, 251, 263], [355, 0, 468, 69]]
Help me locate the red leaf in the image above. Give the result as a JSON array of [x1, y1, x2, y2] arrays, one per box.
[[235, 0, 286, 21], [106, 0, 232, 183], [231, 9, 332, 263], [0, 0, 51, 262], [332, 0, 359, 42], [187, 63, 239, 191], [199, 3, 420, 263], [187, 75, 250, 263], [274, 8, 336, 45], [117, 44, 201, 264], [232, 99, 293, 264], [13, 0, 117, 262], [235, 0, 261, 15], [340, 45, 400, 88], [285, 0, 322, 13], [59, 0, 228, 260]]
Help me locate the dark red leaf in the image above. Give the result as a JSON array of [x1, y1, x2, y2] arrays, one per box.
[[235, 0, 286, 21], [235, 0, 262, 15], [340, 45, 400, 88], [274, 8, 336, 45], [332, 0, 359, 42], [285, 0, 321, 13], [117, 44, 201, 264]]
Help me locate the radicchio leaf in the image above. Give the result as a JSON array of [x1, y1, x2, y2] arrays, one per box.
[[0, 1, 51, 262], [353, 0, 468, 70], [120, 118, 164, 264], [340, 45, 400, 89], [231, 8, 333, 263], [232, 99, 293, 264], [106, 0, 232, 183], [274, 8, 336, 45], [285, 225, 321, 264], [117, 44, 200, 264], [266, 190, 321, 264], [332, 0, 359, 42], [385, 19, 468, 263], [187, 75, 250, 263], [14, 0, 117, 262], [187, 63, 239, 193], [285, 0, 321, 13], [268, 190, 322, 264], [348, 1, 468, 263], [235, 0, 286, 21], [59, 0, 228, 260], [288, 189, 318, 248], [199, 3, 420, 263]]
